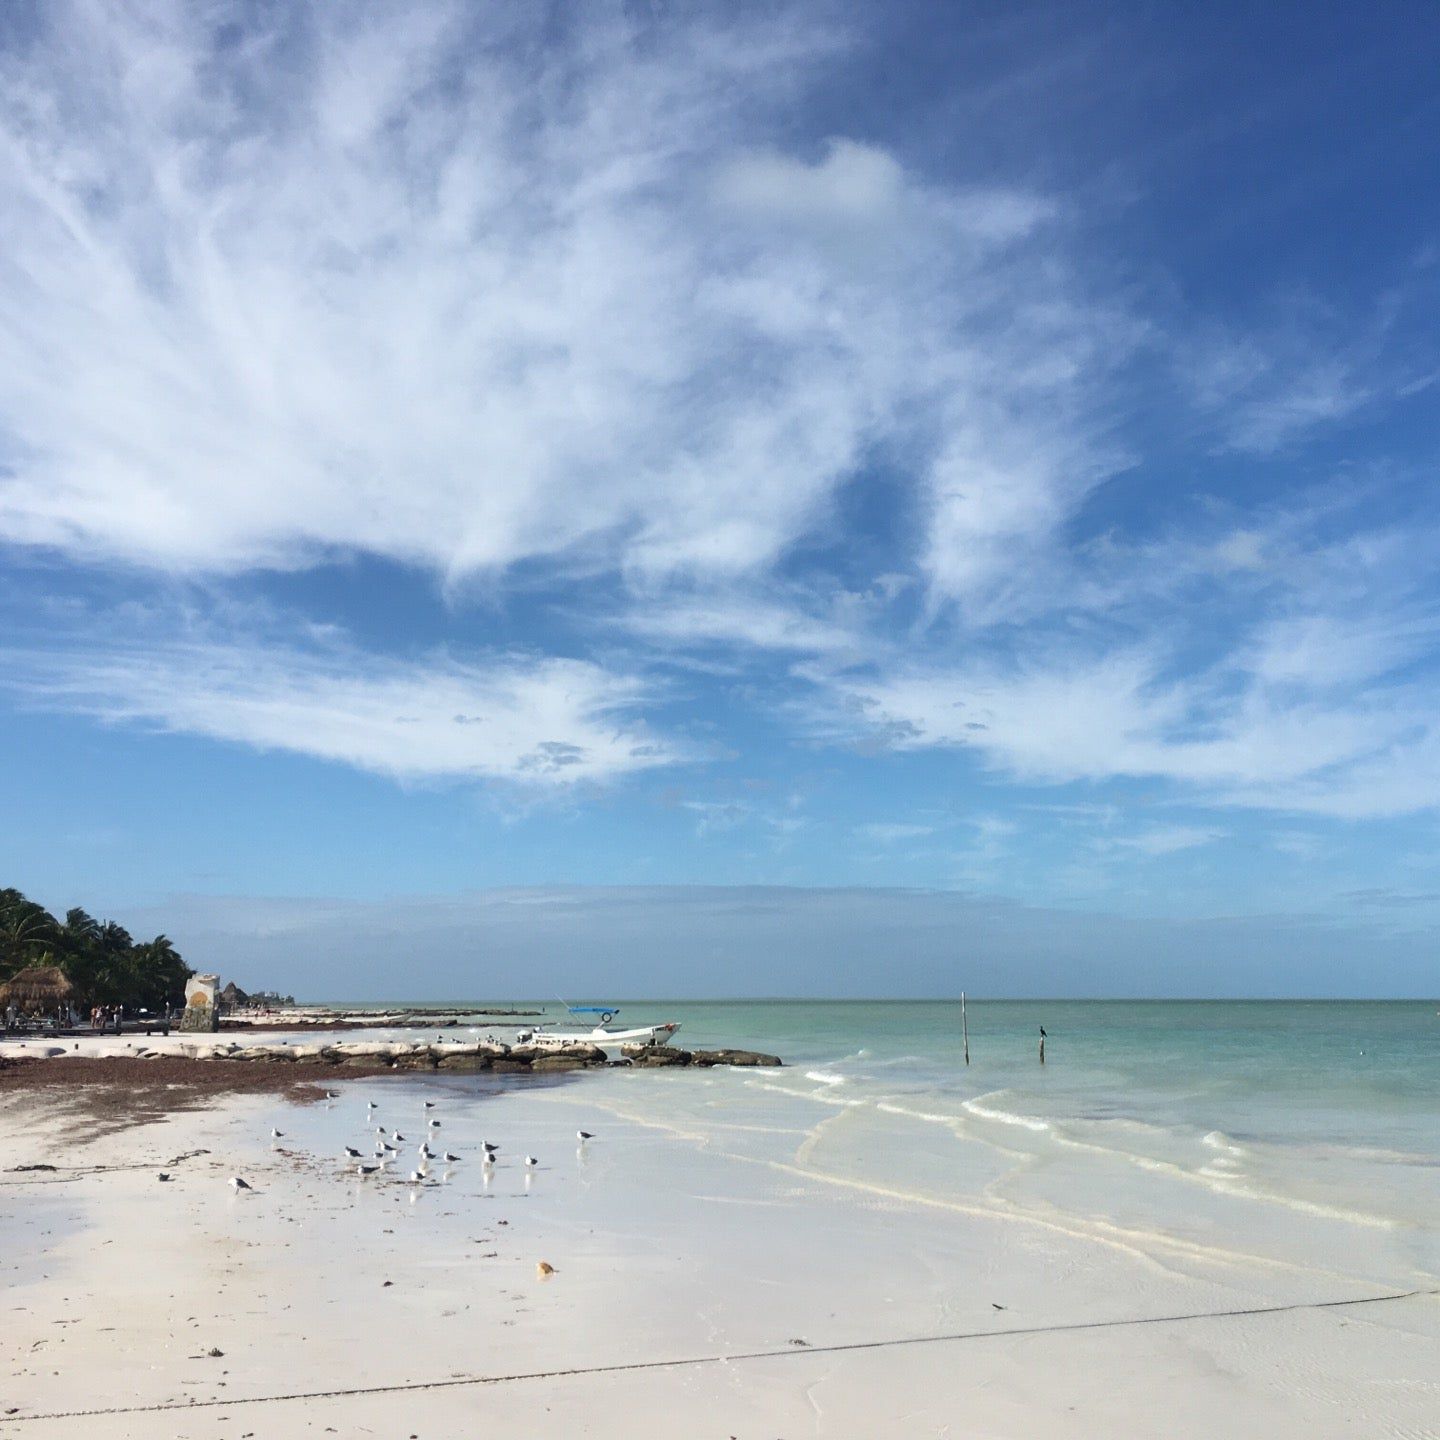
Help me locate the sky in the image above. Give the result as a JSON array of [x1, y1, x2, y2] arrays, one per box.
[[2, 0, 1439, 997]]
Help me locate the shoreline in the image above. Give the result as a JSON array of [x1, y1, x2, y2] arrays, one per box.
[[6, 1065, 1437, 1438], [4, 1006, 1437, 1438]]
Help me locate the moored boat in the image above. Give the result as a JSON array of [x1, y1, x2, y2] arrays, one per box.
[[516, 1006, 680, 1051]]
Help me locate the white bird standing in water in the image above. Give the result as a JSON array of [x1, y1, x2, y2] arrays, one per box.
[[229, 1176, 253, 1191], [525, 1155, 538, 1168], [577, 1130, 594, 1142], [270, 1128, 284, 1139]]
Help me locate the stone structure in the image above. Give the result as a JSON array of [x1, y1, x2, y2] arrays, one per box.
[[179, 973, 220, 1033], [127, 1038, 785, 1071]]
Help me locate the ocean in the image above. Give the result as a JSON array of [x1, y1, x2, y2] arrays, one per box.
[[329, 998, 1440, 1289]]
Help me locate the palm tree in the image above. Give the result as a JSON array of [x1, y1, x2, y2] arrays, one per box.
[[130, 935, 190, 1010], [3, 888, 191, 1006], [0, 896, 58, 981], [63, 908, 101, 946]]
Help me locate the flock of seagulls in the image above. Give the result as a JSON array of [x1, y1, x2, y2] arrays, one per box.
[[225, 1095, 600, 1193]]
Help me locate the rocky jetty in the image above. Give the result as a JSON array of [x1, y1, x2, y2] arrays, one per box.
[[44, 1038, 786, 1073], [621, 1045, 783, 1068]]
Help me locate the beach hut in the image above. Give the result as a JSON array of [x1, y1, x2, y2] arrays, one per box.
[[0, 964, 75, 1016]]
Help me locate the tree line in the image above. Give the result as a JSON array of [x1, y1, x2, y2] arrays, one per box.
[[0, 886, 192, 1011]]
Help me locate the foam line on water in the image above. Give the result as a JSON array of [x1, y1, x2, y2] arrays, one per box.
[[1045, 1126, 1398, 1229], [515, 1079, 1410, 1288], [744, 1078, 865, 1108], [962, 1092, 1052, 1132]]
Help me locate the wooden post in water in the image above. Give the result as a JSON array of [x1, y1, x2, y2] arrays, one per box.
[[961, 992, 970, 1066], [1039, 1025, 1046, 1065]]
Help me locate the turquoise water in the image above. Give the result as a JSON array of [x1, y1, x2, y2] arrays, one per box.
[[329, 998, 1440, 1286]]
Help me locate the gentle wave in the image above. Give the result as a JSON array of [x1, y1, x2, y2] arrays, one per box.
[[876, 1100, 962, 1126], [1202, 1130, 1248, 1157], [744, 1078, 865, 1108], [804, 1069, 847, 1086], [962, 1093, 1051, 1133]]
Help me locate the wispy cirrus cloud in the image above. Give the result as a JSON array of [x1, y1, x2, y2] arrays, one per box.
[[3, 629, 682, 787], [4, 0, 1440, 858], [855, 822, 936, 844], [0, 0, 1126, 615], [810, 622, 1440, 819], [1100, 825, 1225, 857]]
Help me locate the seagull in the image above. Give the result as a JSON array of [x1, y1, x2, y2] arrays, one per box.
[[441, 1152, 460, 1163], [428, 1119, 440, 1130], [408, 1170, 425, 1183], [380, 1141, 398, 1153], [482, 1142, 500, 1155], [229, 1176, 253, 1191], [325, 1091, 339, 1101], [367, 1101, 378, 1110], [418, 1143, 432, 1160], [576, 1130, 594, 1142], [157, 1172, 173, 1182], [391, 1131, 406, 1143], [375, 1125, 386, 1136], [343, 1146, 363, 1159], [357, 1163, 380, 1177], [270, 1128, 284, 1139], [524, 1155, 538, 1168], [423, 1101, 436, 1109]]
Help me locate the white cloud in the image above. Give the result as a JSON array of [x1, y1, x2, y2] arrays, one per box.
[[1245, 610, 1440, 691], [3, 634, 681, 787], [814, 639, 1440, 819], [1184, 312, 1385, 455], [0, 2, 1130, 621], [855, 822, 936, 843], [5, 1, 1439, 841], [1103, 825, 1225, 857], [615, 589, 863, 656], [713, 139, 907, 228]]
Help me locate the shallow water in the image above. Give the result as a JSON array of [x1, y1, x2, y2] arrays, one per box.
[[316, 999, 1440, 1288]]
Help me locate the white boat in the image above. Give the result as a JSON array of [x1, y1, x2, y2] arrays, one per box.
[[516, 1007, 680, 1051]]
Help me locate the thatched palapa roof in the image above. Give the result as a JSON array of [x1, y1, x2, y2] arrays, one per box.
[[0, 964, 76, 1009]]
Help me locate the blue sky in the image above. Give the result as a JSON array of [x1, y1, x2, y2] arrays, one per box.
[[2, 1, 1439, 996]]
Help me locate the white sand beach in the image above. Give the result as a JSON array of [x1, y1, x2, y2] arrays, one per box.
[[3, 1044, 1438, 1439]]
